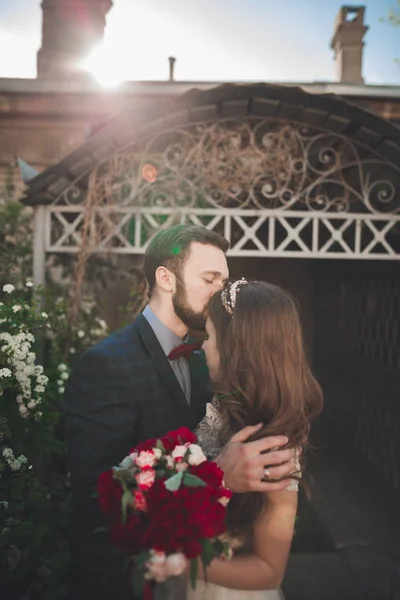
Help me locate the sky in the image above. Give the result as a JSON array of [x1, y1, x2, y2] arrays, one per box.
[[0, 0, 399, 85]]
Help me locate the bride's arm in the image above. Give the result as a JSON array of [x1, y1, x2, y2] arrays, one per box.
[[198, 490, 297, 590]]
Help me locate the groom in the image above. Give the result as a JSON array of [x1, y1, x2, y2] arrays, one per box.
[[63, 224, 296, 599]]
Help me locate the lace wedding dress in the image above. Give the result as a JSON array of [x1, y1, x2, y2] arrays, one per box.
[[187, 401, 285, 600]]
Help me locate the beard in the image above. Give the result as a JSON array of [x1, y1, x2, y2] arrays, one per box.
[[172, 278, 207, 332]]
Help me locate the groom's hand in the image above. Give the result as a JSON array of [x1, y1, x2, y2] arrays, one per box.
[[216, 424, 297, 493]]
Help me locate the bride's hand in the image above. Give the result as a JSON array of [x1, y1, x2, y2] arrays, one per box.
[[215, 425, 297, 493]]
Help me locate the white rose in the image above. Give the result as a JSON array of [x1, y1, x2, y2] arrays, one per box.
[[27, 401, 36, 410], [41, 312, 48, 319], [135, 450, 157, 469], [2, 284, 15, 294], [12, 305, 21, 313], [175, 461, 188, 472], [25, 281, 33, 288], [165, 553, 188, 577], [146, 551, 168, 582], [171, 445, 187, 461], [58, 386, 65, 394], [77, 330, 85, 339], [165, 455, 175, 469], [60, 371, 69, 381], [58, 363, 68, 372], [188, 444, 207, 466]]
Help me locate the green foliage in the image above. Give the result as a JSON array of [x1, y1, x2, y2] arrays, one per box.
[[387, 0, 400, 26], [0, 177, 109, 599], [0, 168, 33, 287]]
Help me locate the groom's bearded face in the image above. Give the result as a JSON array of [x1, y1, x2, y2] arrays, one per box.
[[171, 242, 229, 332], [172, 275, 208, 331]]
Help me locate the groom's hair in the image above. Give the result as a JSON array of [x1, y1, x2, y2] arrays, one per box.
[[144, 224, 229, 297]]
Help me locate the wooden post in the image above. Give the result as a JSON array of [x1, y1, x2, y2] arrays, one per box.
[[33, 205, 46, 288]]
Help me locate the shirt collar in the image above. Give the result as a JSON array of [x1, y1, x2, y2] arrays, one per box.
[[142, 305, 188, 356]]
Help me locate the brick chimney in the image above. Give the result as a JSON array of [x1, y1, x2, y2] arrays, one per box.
[[37, 0, 113, 79], [331, 6, 368, 84]]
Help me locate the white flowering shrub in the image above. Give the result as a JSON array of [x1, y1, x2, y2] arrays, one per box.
[[0, 165, 116, 599], [0, 279, 109, 600]]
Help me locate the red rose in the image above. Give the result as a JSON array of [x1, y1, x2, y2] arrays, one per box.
[[177, 486, 226, 538], [144, 502, 186, 553], [146, 477, 170, 512], [133, 490, 148, 512], [216, 486, 232, 506], [144, 482, 226, 555], [161, 428, 197, 451], [109, 513, 147, 555], [181, 539, 203, 559], [134, 437, 158, 453], [97, 470, 122, 518], [190, 461, 224, 489]]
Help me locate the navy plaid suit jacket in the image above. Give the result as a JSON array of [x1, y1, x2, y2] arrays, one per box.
[[63, 312, 212, 599]]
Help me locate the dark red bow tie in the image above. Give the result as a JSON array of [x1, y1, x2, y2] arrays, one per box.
[[168, 341, 202, 361]]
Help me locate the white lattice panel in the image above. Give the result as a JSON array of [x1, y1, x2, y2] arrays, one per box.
[[45, 206, 400, 260]]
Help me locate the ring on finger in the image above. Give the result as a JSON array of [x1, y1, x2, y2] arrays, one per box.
[[264, 467, 271, 479]]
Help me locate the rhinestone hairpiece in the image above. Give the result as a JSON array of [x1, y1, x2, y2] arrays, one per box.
[[221, 278, 248, 317]]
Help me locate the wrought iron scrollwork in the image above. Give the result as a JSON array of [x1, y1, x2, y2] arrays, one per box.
[[55, 118, 400, 215]]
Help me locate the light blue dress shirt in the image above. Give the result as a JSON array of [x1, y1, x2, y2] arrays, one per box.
[[142, 305, 191, 404]]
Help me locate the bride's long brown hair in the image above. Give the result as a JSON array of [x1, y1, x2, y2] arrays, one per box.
[[207, 280, 323, 537]]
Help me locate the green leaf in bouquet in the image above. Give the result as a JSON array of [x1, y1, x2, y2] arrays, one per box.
[[200, 538, 215, 566], [132, 565, 146, 597], [156, 439, 165, 453], [213, 538, 225, 555], [132, 551, 151, 596], [114, 467, 135, 482], [135, 550, 151, 569], [200, 555, 209, 584], [164, 471, 183, 491], [190, 557, 198, 590], [119, 456, 135, 470], [121, 490, 133, 523], [182, 473, 207, 488]]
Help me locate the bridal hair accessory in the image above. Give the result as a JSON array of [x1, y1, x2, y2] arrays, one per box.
[[221, 278, 248, 317]]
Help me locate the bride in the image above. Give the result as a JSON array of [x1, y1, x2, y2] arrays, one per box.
[[188, 279, 323, 599]]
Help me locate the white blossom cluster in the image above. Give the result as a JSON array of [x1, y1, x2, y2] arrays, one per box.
[[2, 447, 28, 472], [0, 331, 48, 419], [56, 363, 70, 395], [2, 284, 15, 294]]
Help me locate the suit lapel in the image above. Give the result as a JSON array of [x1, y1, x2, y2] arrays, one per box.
[[135, 313, 190, 416]]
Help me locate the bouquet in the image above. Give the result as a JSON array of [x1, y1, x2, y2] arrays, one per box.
[[97, 427, 232, 597]]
